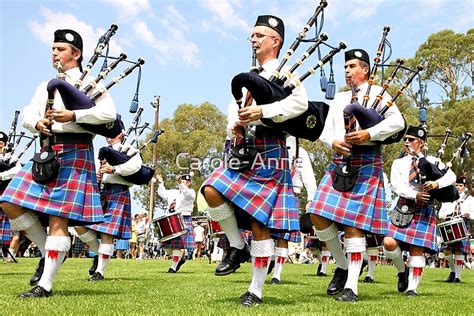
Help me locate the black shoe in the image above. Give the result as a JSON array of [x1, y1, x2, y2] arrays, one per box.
[[359, 259, 368, 276], [445, 272, 455, 283], [89, 255, 98, 276], [267, 260, 275, 275], [240, 291, 262, 307], [18, 286, 52, 299], [30, 257, 45, 286], [406, 290, 417, 296], [168, 268, 176, 273], [335, 288, 358, 302], [397, 266, 409, 293], [215, 245, 251, 276], [317, 272, 327, 277], [89, 272, 104, 281], [327, 267, 348, 295], [454, 278, 461, 283], [362, 276, 374, 283], [271, 277, 280, 285], [176, 258, 186, 272]]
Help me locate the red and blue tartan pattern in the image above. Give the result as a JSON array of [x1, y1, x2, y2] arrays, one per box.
[[87, 186, 132, 239], [115, 239, 130, 251], [307, 151, 387, 235], [445, 219, 471, 254], [203, 137, 300, 233], [0, 210, 11, 242], [386, 203, 438, 252], [305, 236, 323, 249], [161, 215, 195, 250], [273, 230, 301, 243], [0, 144, 104, 225]]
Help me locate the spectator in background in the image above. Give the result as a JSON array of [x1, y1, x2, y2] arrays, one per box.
[[130, 214, 139, 259], [194, 224, 206, 259]]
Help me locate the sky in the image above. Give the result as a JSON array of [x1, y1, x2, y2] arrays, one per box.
[[0, 0, 472, 215]]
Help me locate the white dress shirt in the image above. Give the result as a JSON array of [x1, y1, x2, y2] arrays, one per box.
[[319, 81, 405, 148], [226, 58, 308, 139], [157, 182, 196, 216], [439, 191, 474, 220], [287, 136, 317, 200], [391, 154, 456, 200], [22, 67, 116, 135]]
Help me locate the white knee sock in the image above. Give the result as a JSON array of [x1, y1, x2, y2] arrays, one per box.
[[407, 256, 425, 293], [37, 236, 71, 292], [321, 251, 331, 274], [272, 247, 288, 281], [366, 248, 378, 278], [78, 229, 99, 253], [208, 203, 244, 250], [9, 212, 47, 256], [344, 237, 366, 295], [383, 247, 406, 273], [445, 254, 454, 272], [248, 239, 274, 299], [454, 254, 464, 279], [171, 249, 182, 271], [96, 243, 115, 276], [315, 223, 348, 270]]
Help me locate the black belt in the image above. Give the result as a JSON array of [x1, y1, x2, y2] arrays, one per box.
[[51, 133, 93, 145], [255, 126, 285, 140], [351, 145, 382, 154], [104, 183, 129, 191]]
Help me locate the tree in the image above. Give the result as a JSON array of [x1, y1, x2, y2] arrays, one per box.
[[410, 29, 473, 105]]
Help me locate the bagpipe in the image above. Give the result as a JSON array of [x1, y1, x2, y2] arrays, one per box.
[[0, 110, 37, 172], [230, 1, 341, 142], [46, 24, 145, 138], [97, 107, 164, 185], [342, 26, 424, 145], [406, 132, 471, 202]]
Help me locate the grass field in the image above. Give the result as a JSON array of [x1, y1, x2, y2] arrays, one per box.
[[1, 258, 473, 315]]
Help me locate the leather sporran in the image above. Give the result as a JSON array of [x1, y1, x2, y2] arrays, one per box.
[[31, 149, 60, 184], [390, 198, 416, 228], [332, 163, 358, 192], [226, 144, 258, 172]]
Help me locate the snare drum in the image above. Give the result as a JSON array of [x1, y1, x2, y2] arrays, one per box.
[[437, 217, 469, 244], [152, 213, 187, 242], [365, 233, 383, 248], [207, 219, 225, 238]]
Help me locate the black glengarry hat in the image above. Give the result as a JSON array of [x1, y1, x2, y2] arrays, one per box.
[[345, 49, 370, 67], [254, 15, 285, 41], [54, 29, 83, 51], [406, 125, 427, 141], [456, 176, 466, 185], [0, 131, 7, 143]]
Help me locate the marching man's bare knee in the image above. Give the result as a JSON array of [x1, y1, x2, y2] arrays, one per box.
[[202, 186, 225, 207], [1, 202, 26, 219]]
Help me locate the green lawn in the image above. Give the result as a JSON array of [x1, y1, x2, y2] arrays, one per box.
[[1, 258, 472, 315]]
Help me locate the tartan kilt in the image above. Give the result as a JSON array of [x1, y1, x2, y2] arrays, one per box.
[[305, 236, 323, 249], [115, 239, 130, 251], [273, 230, 301, 243], [0, 209, 11, 242], [161, 215, 195, 250], [72, 238, 84, 254], [386, 203, 438, 252], [445, 219, 471, 254], [307, 149, 388, 235], [0, 144, 104, 226], [203, 137, 299, 234], [87, 186, 132, 239]]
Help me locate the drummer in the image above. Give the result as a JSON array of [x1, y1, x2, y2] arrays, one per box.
[[156, 173, 196, 273], [383, 126, 456, 296], [438, 175, 473, 283]]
